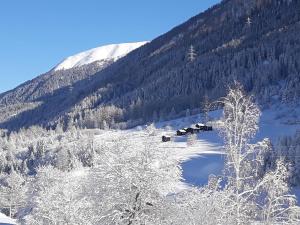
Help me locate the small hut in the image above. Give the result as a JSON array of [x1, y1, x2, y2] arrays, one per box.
[[205, 126, 213, 131], [193, 127, 201, 133], [195, 123, 213, 131], [195, 123, 205, 129], [176, 129, 187, 136], [183, 127, 194, 134], [162, 135, 171, 142], [200, 125, 213, 131]]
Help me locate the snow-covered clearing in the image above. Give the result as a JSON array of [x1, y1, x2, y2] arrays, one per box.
[[92, 105, 300, 196], [93, 113, 223, 191]]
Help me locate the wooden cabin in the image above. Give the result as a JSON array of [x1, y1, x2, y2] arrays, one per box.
[[203, 126, 213, 131], [183, 127, 194, 134], [195, 123, 213, 131], [195, 123, 205, 129], [176, 129, 187, 136], [162, 135, 171, 142], [193, 127, 201, 133]]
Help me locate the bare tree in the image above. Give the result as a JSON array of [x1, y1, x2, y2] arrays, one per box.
[[219, 83, 300, 224], [26, 166, 90, 225], [187, 133, 197, 146], [260, 159, 300, 225], [86, 136, 182, 225], [0, 171, 27, 218], [219, 83, 262, 224]]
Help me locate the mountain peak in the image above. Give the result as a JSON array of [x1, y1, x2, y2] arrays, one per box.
[[54, 41, 148, 71]]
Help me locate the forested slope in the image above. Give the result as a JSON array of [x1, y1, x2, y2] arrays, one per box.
[[1, 0, 300, 131]]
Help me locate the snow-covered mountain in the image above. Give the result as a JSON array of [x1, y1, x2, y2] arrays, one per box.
[[0, 41, 148, 113], [54, 42, 148, 71]]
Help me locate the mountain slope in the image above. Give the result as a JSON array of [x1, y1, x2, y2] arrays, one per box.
[[1, 0, 300, 131], [0, 42, 146, 125], [0, 42, 146, 105]]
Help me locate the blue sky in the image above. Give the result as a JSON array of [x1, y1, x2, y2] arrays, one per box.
[[0, 0, 219, 93]]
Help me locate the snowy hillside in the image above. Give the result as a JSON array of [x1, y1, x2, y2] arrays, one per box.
[[2, 101, 300, 223], [54, 41, 148, 71]]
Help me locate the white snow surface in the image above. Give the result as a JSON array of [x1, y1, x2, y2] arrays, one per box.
[[0, 213, 16, 224], [54, 41, 148, 71]]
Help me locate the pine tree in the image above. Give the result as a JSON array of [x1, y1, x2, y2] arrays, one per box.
[[185, 108, 191, 118], [202, 94, 210, 123], [168, 107, 176, 119]]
